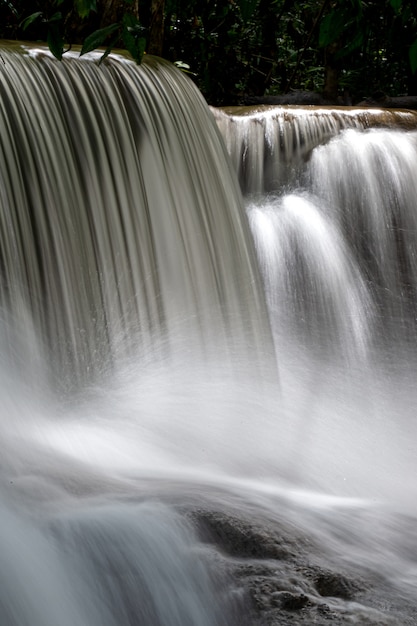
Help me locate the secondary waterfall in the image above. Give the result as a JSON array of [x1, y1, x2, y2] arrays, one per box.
[[0, 44, 417, 625]]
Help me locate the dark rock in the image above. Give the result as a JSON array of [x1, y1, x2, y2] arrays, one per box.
[[188, 505, 417, 625], [244, 89, 417, 110], [295, 565, 363, 600], [243, 91, 351, 107], [247, 574, 301, 611], [276, 591, 310, 610], [314, 570, 358, 599], [190, 509, 303, 560], [357, 93, 417, 110]]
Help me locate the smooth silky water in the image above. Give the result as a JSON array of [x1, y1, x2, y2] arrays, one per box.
[[0, 45, 417, 624]]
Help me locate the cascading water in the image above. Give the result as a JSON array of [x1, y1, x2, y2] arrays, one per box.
[[1, 44, 417, 625], [215, 106, 417, 494], [0, 47, 275, 389]]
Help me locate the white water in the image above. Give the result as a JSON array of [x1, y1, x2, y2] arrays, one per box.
[[245, 127, 417, 505], [1, 45, 417, 624]]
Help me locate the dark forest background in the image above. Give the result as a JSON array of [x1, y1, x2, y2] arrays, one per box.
[[1, 0, 417, 105]]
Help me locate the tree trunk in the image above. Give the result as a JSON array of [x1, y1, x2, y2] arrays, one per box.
[[322, 43, 339, 101], [148, 0, 165, 56], [98, 0, 139, 27]]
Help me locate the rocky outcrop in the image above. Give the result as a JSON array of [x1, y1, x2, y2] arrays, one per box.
[[189, 508, 417, 626]]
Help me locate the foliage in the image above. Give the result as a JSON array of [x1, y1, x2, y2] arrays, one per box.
[[316, 0, 417, 94], [159, 0, 417, 102], [1, 0, 417, 103], [10, 0, 145, 62], [74, 0, 96, 19]]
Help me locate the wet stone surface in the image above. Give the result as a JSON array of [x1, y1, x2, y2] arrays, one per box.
[[190, 508, 417, 626]]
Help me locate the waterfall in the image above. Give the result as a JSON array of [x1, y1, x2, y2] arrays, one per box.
[[212, 105, 417, 192], [1, 43, 417, 625], [215, 104, 417, 354], [216, 105, 417, 504], [0, 46, 273, 390]]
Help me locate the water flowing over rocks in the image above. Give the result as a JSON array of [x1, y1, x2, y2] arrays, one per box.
[[1, 43, 417, 626], [211, 105, 417, 193], [189, 507, 417, 625]]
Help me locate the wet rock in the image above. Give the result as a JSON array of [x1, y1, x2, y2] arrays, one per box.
[[189, 506, 417, 625], [273, 591, 310, 610], [191, 509, 304, 560], [248, 90, 417, 110], [313, 570, 358, 599], [244, 91, 343, 106], [357, 92, 417, 110]]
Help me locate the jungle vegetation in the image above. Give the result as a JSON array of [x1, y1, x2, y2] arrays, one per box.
[[1, 0, 417, 105]]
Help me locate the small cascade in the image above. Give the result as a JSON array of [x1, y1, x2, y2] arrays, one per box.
[[215, 105, 417, 360], [212, 105, 417, 192], [308, 128, 417, 335], [248, 193, 373, 362], [0, 500, 234, 626]]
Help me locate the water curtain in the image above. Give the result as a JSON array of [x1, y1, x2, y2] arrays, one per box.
[[0, 47, 273, 390], [1, 43, 417, 626]]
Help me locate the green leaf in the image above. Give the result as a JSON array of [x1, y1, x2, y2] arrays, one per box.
[[336, 28, 364, 59], [122, 14, 146, 63], [20, 11, 43, 31], [48, 11, 62, 24], [237, 0, 258, 25], [80, 23, 120, 55], [98, 34, 122, 64], [389, 0, 403, 13], [409, 38, 417, 74], [47, 23, 64, 60], [350, 0, 364, 17], [319, 0, 365, 50], [124, 34, 146, 64], [74, 0, 97, 19], [319, 10, 347, 48]]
